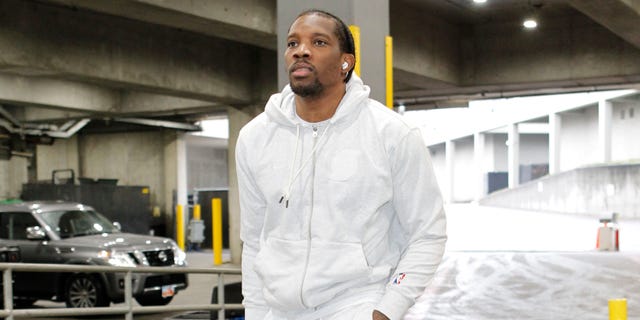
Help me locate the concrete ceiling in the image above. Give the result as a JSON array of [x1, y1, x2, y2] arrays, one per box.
[[391, 0, 640, 109], [1, 0, 640, 135]]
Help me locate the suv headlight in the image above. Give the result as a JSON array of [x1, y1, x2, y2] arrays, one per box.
[[99, 250, 136, 267], [170, 241, 187, 266]]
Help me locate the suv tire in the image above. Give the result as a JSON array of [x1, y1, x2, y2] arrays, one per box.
[[65, 274, 109, 308]]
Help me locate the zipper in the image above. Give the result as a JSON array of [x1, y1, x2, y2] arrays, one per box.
[[299, 125, 319, 308]]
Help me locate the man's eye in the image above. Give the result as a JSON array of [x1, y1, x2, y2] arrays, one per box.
[[314, 40, 327, 46], [287, 41, 297, 48]]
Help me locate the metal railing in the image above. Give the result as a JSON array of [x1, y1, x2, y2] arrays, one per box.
[[0, 263, 243, 320]]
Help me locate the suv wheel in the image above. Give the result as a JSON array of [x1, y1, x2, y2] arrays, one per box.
[[65, 274, 109, 308], [135, 293, 173, 306]]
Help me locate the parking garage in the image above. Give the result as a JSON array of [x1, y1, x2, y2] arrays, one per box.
[[1, 0, 640, 319]]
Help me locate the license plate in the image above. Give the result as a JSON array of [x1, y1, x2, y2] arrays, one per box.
[[161, 285, 176, 298]]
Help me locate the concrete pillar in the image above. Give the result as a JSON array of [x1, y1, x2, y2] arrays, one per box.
[[598, 100, 612, 163], [227, 105, 263, 265], [445, 140, 455, 203], [276, 0, 389, 104], [163, 131, 189, 239], [163, 131, 178, 235], [473, 132, 485, 201], [549, 113, 561, 174], [0, 157, 28, 199], [508, 123, 520, 188], [176, 132, 188, 207]]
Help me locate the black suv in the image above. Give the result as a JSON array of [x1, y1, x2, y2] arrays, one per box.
[[0, 201, 188, 308]]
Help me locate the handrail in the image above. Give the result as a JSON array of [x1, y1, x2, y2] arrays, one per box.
[[0, 262, 243, 320]]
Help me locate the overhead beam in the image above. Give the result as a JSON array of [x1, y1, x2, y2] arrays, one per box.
[[112, 118, 201, 131], [41, 0, 277, 50], [119, 92, 222, 115], [396, 76, 640, 104], [0, 74, 222, 121], [0, 74, 118, 113], [568, 0, 640, 50], [0, 0, 256, 105]]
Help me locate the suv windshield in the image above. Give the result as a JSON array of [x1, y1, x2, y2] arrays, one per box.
[[37, 210, 118, 238]]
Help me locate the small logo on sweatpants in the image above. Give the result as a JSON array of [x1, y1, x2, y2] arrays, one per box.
[[392, 273, 406, 285]]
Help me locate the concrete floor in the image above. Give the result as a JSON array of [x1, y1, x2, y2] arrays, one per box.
[[406, 251, 640, 320], [16, 203, 640, 319], [409, 204, 640, 320]]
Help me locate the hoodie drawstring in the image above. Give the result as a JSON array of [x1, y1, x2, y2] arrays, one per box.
[[279, 123, 331, 208], [280, 124, 300, 207]]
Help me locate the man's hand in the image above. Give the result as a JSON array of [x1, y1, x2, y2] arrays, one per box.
[[372, 310, 390, 320]]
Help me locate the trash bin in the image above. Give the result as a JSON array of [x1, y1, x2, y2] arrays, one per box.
[[596, 213, 619, 251]]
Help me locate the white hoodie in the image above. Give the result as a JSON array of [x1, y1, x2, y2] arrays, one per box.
[[236, 75, 446, 320]]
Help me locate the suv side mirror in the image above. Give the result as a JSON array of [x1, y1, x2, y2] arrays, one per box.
[[26, 226, 46, 240], [112, 222, 122, 231]]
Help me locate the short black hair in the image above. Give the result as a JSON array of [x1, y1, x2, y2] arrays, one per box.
[[293, 9, 356, 83]]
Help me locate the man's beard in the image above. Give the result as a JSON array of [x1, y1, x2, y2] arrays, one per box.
[[291, 78, 324, 98]]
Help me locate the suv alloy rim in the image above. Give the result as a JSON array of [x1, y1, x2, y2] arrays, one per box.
[[68, 276, 98, 307]]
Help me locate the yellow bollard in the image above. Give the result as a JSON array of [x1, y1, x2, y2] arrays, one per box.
[[193, 204, 201, 220], [176, 205, 185, 251], [609, 299, 627, 320], [348, 25, 361, 77], [385, 35, 393, 109], [212, 198, 223, 265]]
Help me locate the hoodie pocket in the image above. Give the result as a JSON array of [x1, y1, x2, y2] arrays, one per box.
[[254, 237, 307, 311], [303, 240, 370, 307]]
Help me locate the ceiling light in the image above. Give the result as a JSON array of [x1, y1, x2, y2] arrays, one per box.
[[523, 0, 542, 30], [473, 0, 487, 3], [523, 18, 538, 29]]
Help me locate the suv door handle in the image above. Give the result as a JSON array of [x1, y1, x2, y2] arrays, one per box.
[[55, 247, 75, 254]]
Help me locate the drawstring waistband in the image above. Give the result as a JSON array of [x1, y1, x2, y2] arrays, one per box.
[[279, 123, 331, 208]]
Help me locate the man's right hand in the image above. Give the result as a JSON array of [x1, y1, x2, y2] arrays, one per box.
[[372, 310, 390, 320]]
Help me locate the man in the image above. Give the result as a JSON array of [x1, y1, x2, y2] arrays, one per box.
[[236, 9, 446, 320]]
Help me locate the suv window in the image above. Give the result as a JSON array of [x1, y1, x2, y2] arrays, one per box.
[[0, 212, 40, 240], [38, 210, 117, 238]]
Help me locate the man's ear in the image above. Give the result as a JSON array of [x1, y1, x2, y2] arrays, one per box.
[[342, 54, 355, 71]]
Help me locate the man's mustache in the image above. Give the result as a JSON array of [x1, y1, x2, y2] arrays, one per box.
[[289, 60, 315, 74]]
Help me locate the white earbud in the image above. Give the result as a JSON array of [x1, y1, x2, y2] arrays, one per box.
[[342, 62, 349, 70]]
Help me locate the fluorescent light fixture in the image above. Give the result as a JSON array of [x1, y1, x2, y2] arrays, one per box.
[[473, 0, 487, 3], [523, 18, 538, 29]]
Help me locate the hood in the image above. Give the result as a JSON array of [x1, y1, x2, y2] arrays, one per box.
[[265, 74, 370, 126], [59, 232, 175, 251]]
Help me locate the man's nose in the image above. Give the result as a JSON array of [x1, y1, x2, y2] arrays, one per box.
[[293, 43, 310, 58]]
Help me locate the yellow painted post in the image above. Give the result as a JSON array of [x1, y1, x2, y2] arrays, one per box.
[[212, 198, 223, 265], [609, 299, 627, 320], [193, 204, 201, 220], [348, 25, 361, 77], [385, 35, 394, 109], [175, 205, 185, 251]]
